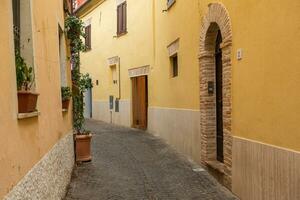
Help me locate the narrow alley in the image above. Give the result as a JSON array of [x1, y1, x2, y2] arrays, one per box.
[[2, 0, 300, 199], [64, 120, 237, 200]]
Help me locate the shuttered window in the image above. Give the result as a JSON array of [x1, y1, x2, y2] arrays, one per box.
[[117, 2, 127, 36], [85, 25, 91, 50]]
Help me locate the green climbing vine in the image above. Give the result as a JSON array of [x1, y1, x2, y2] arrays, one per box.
[[65, 15, 93, 134]]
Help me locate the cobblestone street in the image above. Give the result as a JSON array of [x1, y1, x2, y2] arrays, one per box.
[[64, 120, 237, 200]]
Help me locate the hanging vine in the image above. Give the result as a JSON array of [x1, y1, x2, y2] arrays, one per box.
[[65, 15, 93, 134]]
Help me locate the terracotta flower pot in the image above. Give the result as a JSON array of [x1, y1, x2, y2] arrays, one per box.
[[17, 91, 39, 113], [62, 99, 70, 109], [75, 134, 92, 162]]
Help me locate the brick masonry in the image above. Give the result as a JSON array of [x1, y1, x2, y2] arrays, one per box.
[[4, 132, 74, 200], [199, 3, 233, 189]]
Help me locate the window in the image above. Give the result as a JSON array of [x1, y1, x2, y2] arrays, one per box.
[[167, 0, 176, 9], [58, 25, 67, 87], [12, 0, 35, 82], [85, 25, 91, 50], [167, 39, 179, 78], [12, 0, 20, 51], [117, 1, 127, 36], [170, 54, 178, 78], [110, 65, 117, 84]]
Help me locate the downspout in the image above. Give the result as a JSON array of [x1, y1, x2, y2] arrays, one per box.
[[118, 57, 121, 99]]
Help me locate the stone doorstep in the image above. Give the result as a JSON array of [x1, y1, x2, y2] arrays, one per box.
[[206, 160, 225, 174]]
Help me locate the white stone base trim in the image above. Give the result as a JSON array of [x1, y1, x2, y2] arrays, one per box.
[[4, 132, 74, 200], [148, 106, 201, 164], [232, 136, 300, 200], [92, 99, 131, 127]]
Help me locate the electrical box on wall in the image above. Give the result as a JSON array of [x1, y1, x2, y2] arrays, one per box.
[[237, 48, 243, 60], [208, 81, 214, 95], [115, 99, 120, 112], [109, 95, 114, 110]]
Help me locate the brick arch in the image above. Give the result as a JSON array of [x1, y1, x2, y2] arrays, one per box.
[[199, 3, 233, 189]]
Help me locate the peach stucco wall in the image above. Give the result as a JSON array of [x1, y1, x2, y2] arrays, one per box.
[[0, 0, 72, 198]]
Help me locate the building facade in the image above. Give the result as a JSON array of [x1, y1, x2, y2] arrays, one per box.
[[78, 0, 300, 199], [0, 0, 74, 199]]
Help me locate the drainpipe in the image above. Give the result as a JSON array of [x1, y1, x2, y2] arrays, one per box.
[[118, 57, 121, 100]]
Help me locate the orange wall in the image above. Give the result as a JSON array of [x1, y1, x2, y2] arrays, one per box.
[[0, 0, 72, 198]]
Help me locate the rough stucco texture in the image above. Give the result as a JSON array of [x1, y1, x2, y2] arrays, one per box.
[[4, 133, 74, 200]]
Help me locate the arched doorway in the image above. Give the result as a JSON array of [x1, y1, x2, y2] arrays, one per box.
[[199, 3, 233, 189]]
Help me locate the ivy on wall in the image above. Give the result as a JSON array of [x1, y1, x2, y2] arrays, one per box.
[[65, 15, 93, 134]]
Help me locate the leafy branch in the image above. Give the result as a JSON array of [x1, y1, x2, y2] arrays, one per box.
[[65, 15, 93, 134], [15, 51, 34, 91]]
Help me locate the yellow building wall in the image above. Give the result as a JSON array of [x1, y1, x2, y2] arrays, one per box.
[[196, 1, 300, 197], [79, 0, 300, 197], [81, 0, 300, 155], [197, 0, 300, 152], [0, 0, 72, 198], [80, 0, 154, 125], [152, 0, 201, 110], [154, 0, 300, 153]]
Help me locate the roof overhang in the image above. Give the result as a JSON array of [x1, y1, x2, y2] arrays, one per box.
[[74, 0, 105, 18]]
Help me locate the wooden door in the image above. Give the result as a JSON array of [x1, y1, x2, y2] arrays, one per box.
[[132, 76, 148, 130], [215, 30, 224, 163]]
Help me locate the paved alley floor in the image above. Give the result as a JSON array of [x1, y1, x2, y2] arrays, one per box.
[[64, 120, 237, 200]]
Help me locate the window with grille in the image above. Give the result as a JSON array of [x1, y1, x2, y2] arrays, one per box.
[[117, 1, 127, 36]]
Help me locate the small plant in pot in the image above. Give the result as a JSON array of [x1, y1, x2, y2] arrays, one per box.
[[15, 51, 39, 113], [61, 86, 72, 110]]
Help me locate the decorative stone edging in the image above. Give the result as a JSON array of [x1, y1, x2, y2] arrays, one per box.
[[4, 132, 74, 200]]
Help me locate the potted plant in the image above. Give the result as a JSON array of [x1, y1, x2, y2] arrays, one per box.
[[73, 74, 93, 162], [15, 51, 39, 113], [61, 86, 72, 109], [66, 15, 93, 162]]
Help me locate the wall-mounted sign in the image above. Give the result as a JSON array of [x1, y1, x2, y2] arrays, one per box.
[[237, 48, 243, 60]]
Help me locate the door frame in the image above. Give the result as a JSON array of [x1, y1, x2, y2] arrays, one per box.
[[131, 75, 148, 130], [199, 3, 233, 189]]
